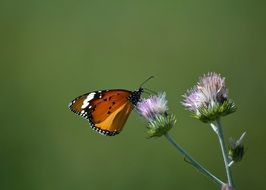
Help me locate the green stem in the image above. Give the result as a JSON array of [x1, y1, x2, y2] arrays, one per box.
[[210, 119, 234, 188], [164, 132, 225, 187]]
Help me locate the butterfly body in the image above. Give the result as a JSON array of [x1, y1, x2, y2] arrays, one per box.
[[68, 88, 143, 136]]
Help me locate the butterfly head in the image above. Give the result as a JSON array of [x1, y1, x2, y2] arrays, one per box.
[[129, 87, 143, 106], [129, 76, 154, 105]]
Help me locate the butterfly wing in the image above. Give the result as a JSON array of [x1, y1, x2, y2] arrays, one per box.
[[68, 90, 135, 136], [93, 101, 134, 136]]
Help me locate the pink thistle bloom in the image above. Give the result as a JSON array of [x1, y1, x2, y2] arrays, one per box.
[[182, 72, 236, 122], [136, 92, 168, 122]]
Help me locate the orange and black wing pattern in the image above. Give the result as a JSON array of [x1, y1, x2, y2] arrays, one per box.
[[68, 89, 143, 136]]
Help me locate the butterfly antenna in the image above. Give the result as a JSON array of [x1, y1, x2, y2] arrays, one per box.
[[143, 87, 157, 95], [143, 91, 151, 95], [140, 76, 154, 88]]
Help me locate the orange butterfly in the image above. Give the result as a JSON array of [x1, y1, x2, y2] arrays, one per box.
[[68, 77, 153, 136]]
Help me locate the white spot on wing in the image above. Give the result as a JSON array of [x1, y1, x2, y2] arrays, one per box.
[[81, 92, 96, 109]]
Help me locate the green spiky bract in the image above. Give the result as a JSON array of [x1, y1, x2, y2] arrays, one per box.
[[146, 114, 176, 138], [193, 100, 237, 123]]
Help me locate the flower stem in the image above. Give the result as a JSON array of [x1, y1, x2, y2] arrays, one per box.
[[210, 119, 234, 188], [164, 132, 225, 187]]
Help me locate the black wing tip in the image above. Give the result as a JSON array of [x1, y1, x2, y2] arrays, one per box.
[[68, 101, 77, 114], [68, 99, 76, 110], [68, 104, 90, 120]]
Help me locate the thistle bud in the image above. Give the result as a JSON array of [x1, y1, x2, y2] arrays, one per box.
[[221, 184, 234, 190], [228, 132, 246, 163]]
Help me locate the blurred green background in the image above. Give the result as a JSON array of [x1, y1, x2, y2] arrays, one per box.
[[1, 0, 265, 189]]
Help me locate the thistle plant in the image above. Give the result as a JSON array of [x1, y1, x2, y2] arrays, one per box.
[[137, 92, 225, 187], [137, 72, 245, 190], [182, 72, 245, 189]]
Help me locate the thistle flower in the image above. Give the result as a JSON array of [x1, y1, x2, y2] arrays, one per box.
[[137, 92, 176, 138], [182, 72, 236, 122], [137, 92, 168, 122], [221, 184, 234, 190], [228, 132, 246, 163]]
